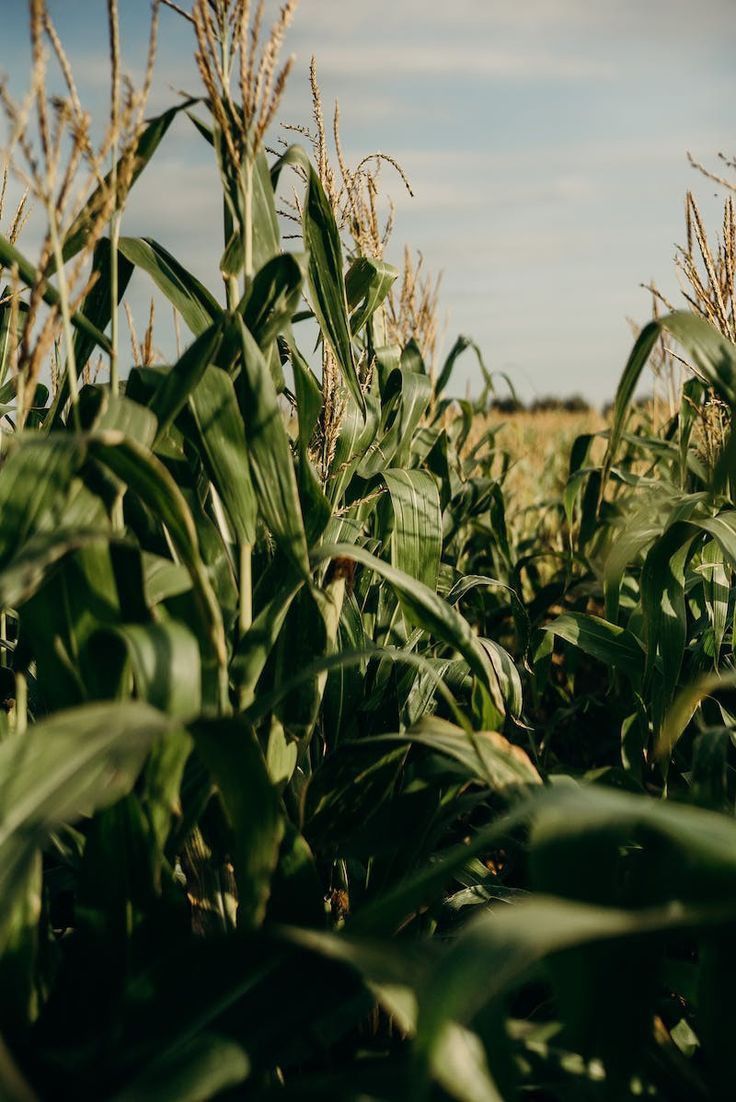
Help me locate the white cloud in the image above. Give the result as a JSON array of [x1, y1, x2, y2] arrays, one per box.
[[292, 0, 735, 46], [310, 42, 616, 82]]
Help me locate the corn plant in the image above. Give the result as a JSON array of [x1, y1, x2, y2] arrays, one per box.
[[1, 3, 736, 1101]]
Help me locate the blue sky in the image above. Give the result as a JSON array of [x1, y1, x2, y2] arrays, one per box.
[[2, 0, 736, 403]]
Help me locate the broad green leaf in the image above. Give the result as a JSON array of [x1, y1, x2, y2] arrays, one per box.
[[0, 290, 27, 390], [0, 436, 85, 569], [244, 644, 465, 729], [447, 574, 531, 657], [658, 670, 736, 760], [345, 256, 398, 336], [415, 895, 730, 1071], [312, 543, 509, 715], [234, 317, 309, 576], [603, 311, 736, 493], [117, 237, 221, 335], [272, 146, 364, 415], [0, 528, 110, 609], [189, 363, 258, 546], [478, 637, 524, 722], [0, 701, 171, 950], [700, 538, 729, 662], [290, 342, 331, 545], [382, 468, 442, 590], [435, 335, 483, 398], [100, 621, 201, 721], [142, 551, 192, 605], [230, 568, 304, 705], [148, 323, 224, 441], [374, 716, 541, 789], [89, 431, 227, 706], [359, 369, 432, 476], [641, 524, 694, 722], [216, 148, 282, 277], [96, 392, 158, 445], [349, 800, 535, 935], [544, 611, 645, 681], [239, 252, 306, 349], [110, 1033, 249, 1102], [192, 717, 284, 929], [328, 385, 380, 502], [49, 238, 134, 420], [0, 235, 111, 354]]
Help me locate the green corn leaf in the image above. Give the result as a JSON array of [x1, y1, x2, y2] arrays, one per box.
[[149, 324, 224, 442], [373, 716, 541, 789], [43, 239, 133, 423], [272, 146, 364, 415], [73, 237, 134, 374], [434, 335, 480, 398], [692, 510, 736, 565], [544, 611, 645, 681], [414, 783, 736, 1080], [658, 669, 736, 761], [478, 637, 524, 721], [603, 312, 736, 495], [95, 392, 159, 445], [304, 740, 410, 849], [217, 148, 282, 277], [117, 237, 222, 335], [0, 235, 111, 354], [251, 149, 283, 271], [142, 724, 194, 858], [382, 468, 442, 590], [0, 528, 111, 610], [328, 386, 381, 503], [18, 541, 123, 707], [345, 256, 398, 336], [0, 290, 27, 389], [98, 621, 201, 721], [312, 543, 509, 715], [234, 317, 310, 577], [641, 523, 694, 714], [239, 252, 307, 349], [188, 363, 258, 547], [142, 551, 192, 605], [110, 1033, 249, 1102], [230, 568, 304, 704], [244, 644, 466, 729], [0, 701, 171, 950], [416, 894, 731, 1080], [192, 716, 283, 930], [447, 575, 531, 658], [89, 431, 227, 707], [348, 800, 535, 936], [359, 368, 432, 476], [290, 341, 331, 545], [0, 436, 85, 569], [700, 538, 729, 662]]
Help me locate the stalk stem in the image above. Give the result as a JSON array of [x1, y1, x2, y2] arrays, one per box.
[[243, 158, 254, 287], [47, 201, 80, 431], [239, 542, 252, 637], [110, 209, 121, 394], [236, 156, 255, 668], [14, 670, 27, 736]]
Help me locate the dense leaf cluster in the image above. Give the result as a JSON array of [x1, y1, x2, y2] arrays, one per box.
[[1, 59, 736, 1102]]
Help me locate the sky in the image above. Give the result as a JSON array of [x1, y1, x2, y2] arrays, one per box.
[[1, 0, 735, 404]]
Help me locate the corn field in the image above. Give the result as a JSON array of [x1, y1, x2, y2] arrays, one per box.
[[2, 2, 736, 1099]]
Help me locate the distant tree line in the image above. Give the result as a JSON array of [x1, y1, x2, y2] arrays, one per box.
[[492, 394, 592, 414]]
